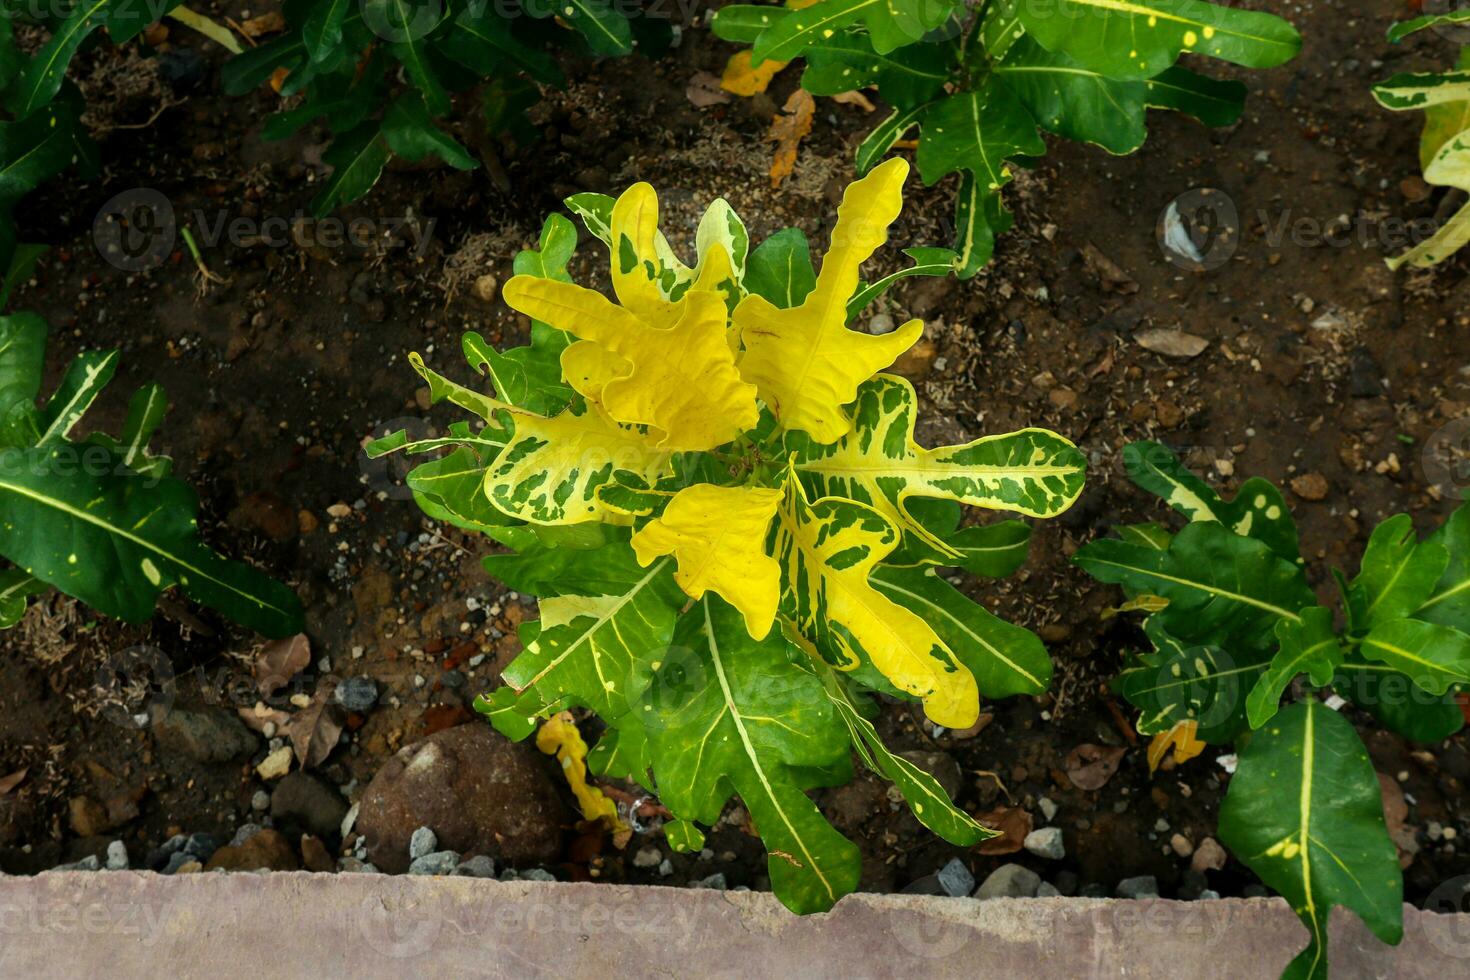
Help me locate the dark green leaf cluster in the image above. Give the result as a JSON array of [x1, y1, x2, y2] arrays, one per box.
[[714, 0, 1299, 275], [221, 0, 659, 214], [1076, 441, 1470, 977], [0, 311, 303, 635]]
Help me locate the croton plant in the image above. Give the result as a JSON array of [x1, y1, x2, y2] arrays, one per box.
[[370, 159, 1087, 912], [1076, 442, 1470, 979]]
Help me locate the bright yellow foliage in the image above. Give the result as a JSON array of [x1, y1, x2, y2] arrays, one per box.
[[734, 158, 924, 442], [1147, 720, 1207, 773], [631, 484, 783, 639], [536, 711, 627, 832]]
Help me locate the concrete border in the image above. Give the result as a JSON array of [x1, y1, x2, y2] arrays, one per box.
[[1, 872, 1466, 977]]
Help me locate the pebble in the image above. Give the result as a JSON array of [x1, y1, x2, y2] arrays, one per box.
[[974, 864, 1041, 899], [51, 854, 101, 872], [409, 826, 438, 861], [251, 791, 270, 812], [256, 745, 294, 780], [519, 868, 556, 882], [408, 850, 461, 876], [693, 873, 727, 891], [1290, 473, 1329, 502], [1170, 833, 1194, 858], [454, 855, 497, 878], [1023, 827, 1065, 860], [105, 841, 129, 871], [338, 857, 379, 873], [334, 677, 379, 714], [1116, 875, 1159, 899], [634, 846, 663, 869], [658, 859, 674, 877], [1036, 882, 1061, 898], [937, 857, 975, 897], [1190, 837, 1228, 874], [1037, 797, 1058, 822]]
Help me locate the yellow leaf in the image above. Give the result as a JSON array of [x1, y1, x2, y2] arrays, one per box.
[[768, 88, 815, 188], [735, 158, 924, 442], [536, 711, 627, 832], [1147, 720, 1207, 774], [772, 464, 979, 729], [502, 277, 759, 452], [631, 484, 783, 639], [722, 50, 787, 96], [1101, 594, 1170, 622]]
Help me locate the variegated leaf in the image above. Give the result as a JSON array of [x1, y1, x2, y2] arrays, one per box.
[[788, 374, 1085, 563], [770, 465, 979, 729], [734, 158, 926, 442], [631, 483, 783, 639], [1244, 606, 1343, 729]]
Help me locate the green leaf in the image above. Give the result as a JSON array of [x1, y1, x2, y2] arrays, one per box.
[[1115, 616, 1262, 742], [3, 0, 109, 117], [744, 228, 817, 309], [1146, 66, 1247, 126], [1418, 503, 1470, 633], [38, 350, 119, 445], [559, 0, 634, 56], [711, 5, 784, 43], [663, 818, 705, 852], [915, 82, 1044, 276], [443, 7, 564, 86], [0, 568, 44, 628], [1359, 618, 1470, 696], [855, 103, 928, 176], [1074, 521, 1315, 651], [1348, 514, 1448, 629], [640, 596, 861, 914], [382, 92, 477, 170], [0, 445, 302, 636], [1122, 441, 1301, 563], [1245, 606, 1343, 729], [1005, 0, 1301, 81], [817, 664, 992, 844], [872, 564, 1051, 699], [1218, 701, 1401, 980], [0, 313, 47, 439], [0, 103, 81, 211], [1389, 11, 1470, 43], [303, 0, 352, 61], [311, 123, 391, 215], [406, 445, 513, 533], [846, 247, 958, 320], [800, 31, 951, 107], [488, 532, 686, 722], [1, 244, 46, 312], [898, 519, 1032, 578], [222, 33, 308, 96], [994, 37, 1151, 154], [1335, 660, 1465, 743], [1374, 71, 1470, 114]]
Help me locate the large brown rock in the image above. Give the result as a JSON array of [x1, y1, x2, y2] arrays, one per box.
[[357, 723, 568, 873], [204, 828, 300, 872]]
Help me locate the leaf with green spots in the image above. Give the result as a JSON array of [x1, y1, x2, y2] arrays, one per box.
[[1004, 0, 1301, 81], [1219, 701, 1401, 980], [1114, 616, 1263, 742], [1121, 440, 1301, 563]]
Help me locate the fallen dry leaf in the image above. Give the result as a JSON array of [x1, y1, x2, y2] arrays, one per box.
[[721, 50, 786, 96], [256, 633, 311, 697], [240, 12, 285, 36], [830, 90, 876, 112], [768, 88, 815, 189], [975, 805, 1032, 855], [269, 67, 291, 94], [1377, 771, 1419, 869], [1065, 743, 1128, 790], [0, 768, 26, 795], [1134, 328, 1209, 359], [1081, 242, 1138, 294], [685, 71, 732, 108], [1147, 720, 1206, 774], [286, 682, 345, 769]]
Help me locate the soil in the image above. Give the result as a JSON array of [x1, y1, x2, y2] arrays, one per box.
[[3, 0, 1469, 905]]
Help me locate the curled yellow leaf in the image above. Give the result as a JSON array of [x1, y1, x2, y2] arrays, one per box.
[[536, 711, 627, 831], [1147, 720, 1207, 774], [631, 484, 783, 639], [722, 50, 787, 96], [735, 157, 923, 442]]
